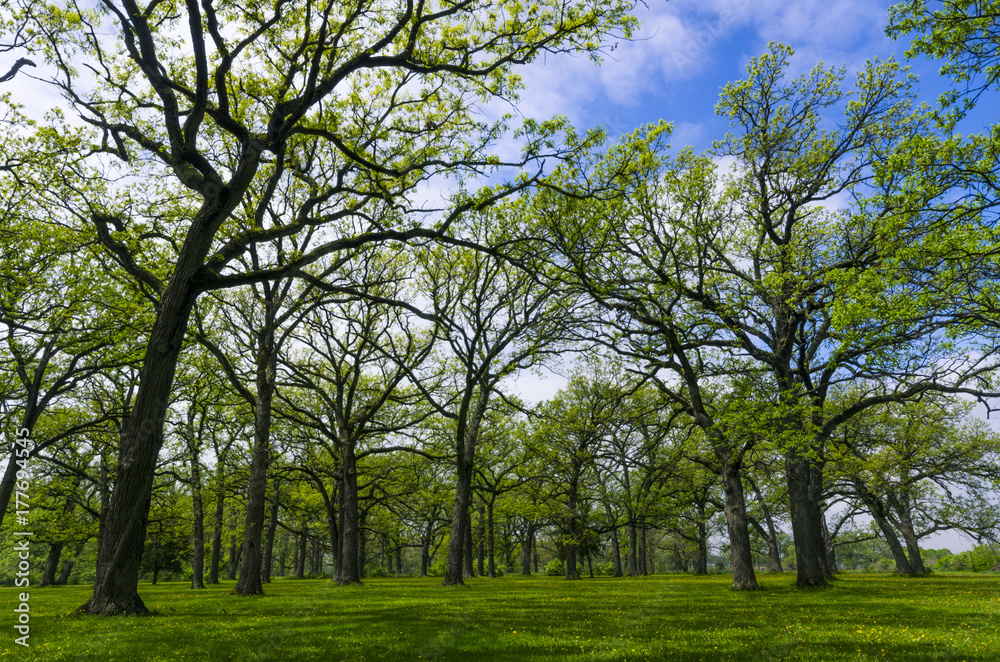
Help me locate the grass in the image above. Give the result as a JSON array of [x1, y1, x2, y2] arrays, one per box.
[[0, 573, 998, 660]]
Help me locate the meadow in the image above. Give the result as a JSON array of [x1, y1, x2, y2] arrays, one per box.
[[0, 573, 997, 661]]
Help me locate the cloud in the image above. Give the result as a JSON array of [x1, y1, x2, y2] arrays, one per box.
[[508, 0, 900, 132]]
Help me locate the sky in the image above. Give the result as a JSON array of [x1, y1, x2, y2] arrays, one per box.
[[510, 0, 996, 152]]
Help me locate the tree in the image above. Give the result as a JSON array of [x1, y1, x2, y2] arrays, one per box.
[[534, 364, 631, 579], [9, 0, 636, 614], [888, 0, 1000, 115], [414, 207, 580, 587], [279, 247, 439, 585], [547, 43, 996, 588], [827, 395, 1000, 575]]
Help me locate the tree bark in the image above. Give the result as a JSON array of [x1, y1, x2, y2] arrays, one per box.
[[749, 479, 783, 573], [610, 526, 623, 577], [208, 490, 224, 584], [189, 438, 206, 589], [262, 479, 281, 583], [227, 538, 241, 580], [234, 311, 277, 596], [295, 529, 307, 579], [441, 388, 489, 587], [720, 460, 759, 590], [81, 195, 239, 614], [486, 501, 496, 578], [339, 446, 363, 585], [40, 542, 63, 587], [58, 557, 75, 585], [627, 517, 638, 577], [889, 492, 927, 574], [786, 454, 828, 588], [521, 521, 534, 576]]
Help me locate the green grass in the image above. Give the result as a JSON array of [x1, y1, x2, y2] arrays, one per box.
[[0, 573, 998, 661]]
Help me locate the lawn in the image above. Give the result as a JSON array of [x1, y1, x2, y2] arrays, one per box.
[[0, 573, 997, 661]]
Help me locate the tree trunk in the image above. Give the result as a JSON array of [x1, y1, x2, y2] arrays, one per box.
[[694, 522, 709, 576], [262, 479, 281, 583], [189, 441, 206, 589], [463, 507, 475, 577], [234, 317, 277, 596], [441, 388, 488, 587], [396, 545, 403, 575], [785, 454, 828, 588], [81, 215, 229, 615], [637, 524, 647, 575], [720, 460, 759, 590], [565, 467, 582, 580], [890, 493, 927, 575], [421, 520, 433, 577], [749, 479, 783, 573], [521, 521, 533, 576], [442, 458, 472, 587], [335, 474, 345, 581], [339, 445, 363, 585], [487, 501, 496, 578], [58, 558, 75, 585], [610, 527, 623, 577], [358, 509, 368, 578], [628, 518, 639, 577], [227, 538, 241, 580], [861, 491, 914, 575], [295, 529, 307, 579], [208, 490, 225, 584], [821, 511, 838, 574], [477, 504, 486, 576], [40, 542, 63, 587]]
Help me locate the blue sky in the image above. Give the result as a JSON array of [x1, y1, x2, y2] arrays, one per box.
[[512, 0, 995, 152]]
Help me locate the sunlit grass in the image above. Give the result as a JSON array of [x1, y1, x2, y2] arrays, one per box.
[[0, 573, 997, 660]]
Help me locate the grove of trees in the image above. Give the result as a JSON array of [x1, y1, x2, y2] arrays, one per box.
[[2, 0, 1000, 616]]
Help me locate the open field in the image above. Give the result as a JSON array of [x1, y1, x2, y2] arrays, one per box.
[[0, 574, 997, 661]]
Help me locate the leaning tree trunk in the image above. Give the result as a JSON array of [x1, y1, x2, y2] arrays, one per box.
[[785, 453, 828, 588], [861, 490, 914, 575], [750, 479, 784, 573], [890, 493, 927, 575], [81, 201, 235, 615], [40, 542, 63, 587], [234, 318, 277, 596], [720, 458, 759, 590]]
